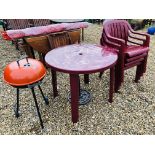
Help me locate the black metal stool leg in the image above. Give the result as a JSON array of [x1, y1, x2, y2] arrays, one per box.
[[15, 88, 20, 118], [38, 85, 49, 105], [31, 87, 44, 129]]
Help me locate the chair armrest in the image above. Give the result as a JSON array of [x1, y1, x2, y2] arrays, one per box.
[[130, 29, 149, 37], [130, 30, 150, 46], [130, 29, 150, 46], [100, 34, 121, 49], [104, 39, 121, 49], [128, 34, 146, 42], [106, 34, 126, 54], [106, 34, 125, 46]]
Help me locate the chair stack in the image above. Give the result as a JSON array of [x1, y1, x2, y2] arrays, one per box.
[[100, 20, 150, 92]]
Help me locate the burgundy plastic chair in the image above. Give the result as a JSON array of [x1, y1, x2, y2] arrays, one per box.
[[47, 32, 71, 49], [100, 20, 150, 92]]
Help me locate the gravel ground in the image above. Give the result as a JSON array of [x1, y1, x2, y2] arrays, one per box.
[[0, 24, 155, 135]]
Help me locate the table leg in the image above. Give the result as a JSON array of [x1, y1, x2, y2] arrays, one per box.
[[99, 71, 104, 78], [114, 65, 121, 92], [82, 28, 84, 41], [70, 74, 79, 123], [109, 67, 115, 103], [51, 69, 58, 98]]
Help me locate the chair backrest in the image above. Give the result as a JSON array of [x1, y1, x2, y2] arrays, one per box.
[[47, 32, 71, 49], [5, 19, 31, 30], [32, 19, 51, 27], [103, 20, 131, 41]]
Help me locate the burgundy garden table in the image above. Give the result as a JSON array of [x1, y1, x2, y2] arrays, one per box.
[[45, 44, 118, 123]]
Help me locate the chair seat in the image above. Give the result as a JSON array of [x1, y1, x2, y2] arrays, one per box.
[[126, 52, 147, 63], [125, 45, 149, 57]]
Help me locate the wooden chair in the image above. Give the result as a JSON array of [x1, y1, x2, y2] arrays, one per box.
[[3, 19, 31, 30], [100, 20, 150, 92], [31, 19, 51, 27], [47, 31, 71, 49], [24, 35, 51, 63]]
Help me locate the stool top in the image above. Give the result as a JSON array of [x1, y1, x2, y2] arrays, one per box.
[[3, 58, 46, 86]]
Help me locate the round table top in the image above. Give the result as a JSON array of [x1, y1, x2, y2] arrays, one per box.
[[51, 19, 84, 23], [45, 44, 118, 74]]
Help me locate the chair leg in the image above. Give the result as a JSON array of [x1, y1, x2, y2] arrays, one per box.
[[15, 88, 20, 118], [135, 64, 142, 83], [13, 40, 19, 50], [82, 28, 84, 41], [99, 72, 104, 78], [30, 46, 35, 59], [38, 52, 43, 62], [41, 53, 46, 66], [84, 74, 89, 84], [141, 54, 148, 74], [31, 87, 44, 129], [38, 85, 49, 105]]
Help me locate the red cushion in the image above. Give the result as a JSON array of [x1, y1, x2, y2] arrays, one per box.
[[3, 22, 90, 40], [6, 30, 25, 39], [63, 22, 90, 30], [125, 45, 149, 57], [1, 31, 12, 40], [24, 24, 65, 36]]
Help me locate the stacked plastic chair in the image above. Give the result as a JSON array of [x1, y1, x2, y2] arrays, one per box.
[[100, 20, 150, 92]]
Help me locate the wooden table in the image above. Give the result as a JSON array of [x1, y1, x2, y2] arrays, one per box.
[[45, 44, 118, 123], [51, 19, 85, 41]]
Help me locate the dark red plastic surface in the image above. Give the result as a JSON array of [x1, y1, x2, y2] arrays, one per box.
[[45, 44, 118, 74]]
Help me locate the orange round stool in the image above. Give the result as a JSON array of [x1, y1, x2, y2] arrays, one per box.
[[3, 57, 49, 129]]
